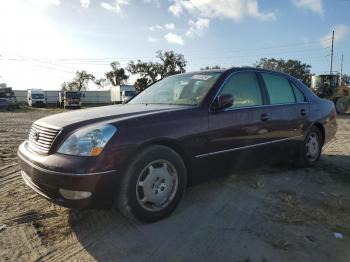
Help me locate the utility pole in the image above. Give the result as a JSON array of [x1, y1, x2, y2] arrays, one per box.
[[328, 30, 335, 94], [329, 30, 334, 75], [340, 53, 344, 85], [330, 30, 334, 76]]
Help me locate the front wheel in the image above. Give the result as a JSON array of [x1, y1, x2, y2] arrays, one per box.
[[116, 145, 187, 222], [296, 126, 322, 167]]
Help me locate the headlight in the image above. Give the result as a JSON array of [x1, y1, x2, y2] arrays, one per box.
[[57, 124, 117, 156]]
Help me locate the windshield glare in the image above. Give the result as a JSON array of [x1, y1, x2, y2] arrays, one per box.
[[129, 72, 222, 105], [32, 94, 44, 99]]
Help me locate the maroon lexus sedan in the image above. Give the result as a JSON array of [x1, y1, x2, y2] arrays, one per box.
[[18, 68, 337, 222]]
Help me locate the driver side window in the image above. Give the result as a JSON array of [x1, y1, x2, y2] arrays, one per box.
[[219, 72, 263, 108]]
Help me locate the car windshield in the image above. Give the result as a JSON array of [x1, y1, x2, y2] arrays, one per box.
[[124, 91, 136, 97], [129, 72, 222, 105], [32, 94, 44, 99], [66, 92, 81, 99]]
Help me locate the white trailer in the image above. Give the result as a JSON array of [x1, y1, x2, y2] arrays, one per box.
[[111, 85, 136, 104], [27, 89, 46, 107]]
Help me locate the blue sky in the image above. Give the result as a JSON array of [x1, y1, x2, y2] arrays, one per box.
[[0, 0, 349, 90]]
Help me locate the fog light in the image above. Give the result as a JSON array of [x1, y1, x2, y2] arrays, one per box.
[[59, 189, 92, 200]]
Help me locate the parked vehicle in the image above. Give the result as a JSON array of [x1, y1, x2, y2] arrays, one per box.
[[58, 91, 83, 109], [18, 68, 337, 222], [0, 98, 10, 110], [27, 89, 47, 107], [0, 86, 19, 109], [311, 74, 350, 114], [111, 85, 136, 104]]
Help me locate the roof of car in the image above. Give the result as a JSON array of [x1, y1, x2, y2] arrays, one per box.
[[191, 67, 294, 79]]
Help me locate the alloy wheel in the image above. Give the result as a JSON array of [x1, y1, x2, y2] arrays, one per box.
[[136, 160, 178, 212], [306, 132, 320, 162]]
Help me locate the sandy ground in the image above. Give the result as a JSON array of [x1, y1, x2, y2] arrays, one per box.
[[0, 108, 349, 262]]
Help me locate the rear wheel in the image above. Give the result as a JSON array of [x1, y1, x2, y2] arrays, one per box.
[[296, 126, 322, 167], [116, 145, 187, 222], [334, 97, 349, 114]]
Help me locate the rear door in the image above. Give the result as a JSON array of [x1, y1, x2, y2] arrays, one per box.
[[258, 72, 309, 141]]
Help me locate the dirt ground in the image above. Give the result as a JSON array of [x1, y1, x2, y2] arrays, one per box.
[[0, 108, 349, 262]]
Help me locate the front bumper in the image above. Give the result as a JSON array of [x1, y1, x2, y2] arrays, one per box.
[[18, 141, 118, 208]]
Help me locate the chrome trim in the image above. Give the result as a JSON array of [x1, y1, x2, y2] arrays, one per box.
[[218, 102, 310, 113], [18, 149, 116, 177], [28, 123, 62, 154], [195, 135, 304, 159]]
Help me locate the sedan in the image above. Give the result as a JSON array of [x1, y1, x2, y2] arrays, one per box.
[[18, 68, 337, 222]]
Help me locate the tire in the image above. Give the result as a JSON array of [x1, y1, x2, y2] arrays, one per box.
[[116, 145, 187, 222], [334, 97, 349, 114], [296, 126, 322, 167]]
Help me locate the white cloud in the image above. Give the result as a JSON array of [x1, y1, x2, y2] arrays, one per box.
[[320, 25, 349, 48], [149, 23, 175, 31], [164, 32, 184, 45], [147, 36, 158, 42], [186, 18, 209, 37], [165, 23, 175, 30], [292, 0, 323, 15], [48, 0, 60, 6], [18, 0, 60, 10], [80, 0, 90, 8], [101, 0, 129, 14], [168, 0, 276, 22]]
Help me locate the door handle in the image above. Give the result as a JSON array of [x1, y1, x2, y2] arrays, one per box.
[[260, 113, 269, 121], [300, 109, 306, 116]]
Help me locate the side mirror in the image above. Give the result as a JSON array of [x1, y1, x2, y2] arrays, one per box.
[[212, 94, 233, 112]]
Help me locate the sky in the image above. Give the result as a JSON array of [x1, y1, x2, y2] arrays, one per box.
[[0, 0, 349, 90]]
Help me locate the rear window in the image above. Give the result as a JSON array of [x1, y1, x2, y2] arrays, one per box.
[[261, 73, 295, 105], [291, 83, 306, 103]]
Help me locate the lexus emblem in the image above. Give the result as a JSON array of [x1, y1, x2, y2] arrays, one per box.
[[34, 131, 40, 141]]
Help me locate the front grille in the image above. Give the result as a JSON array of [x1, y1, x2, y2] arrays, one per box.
[[28, 123, 60, 153]]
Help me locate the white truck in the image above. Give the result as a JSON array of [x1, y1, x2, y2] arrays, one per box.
[[27, 89, 46, 107], [58, 91, 83, 109], [111, 85, 136, 104]]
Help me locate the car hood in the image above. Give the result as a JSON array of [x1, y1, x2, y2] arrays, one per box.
[[35, 104, 192, 129]]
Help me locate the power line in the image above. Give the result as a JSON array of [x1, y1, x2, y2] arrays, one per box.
[[0, 37, 331, 63]]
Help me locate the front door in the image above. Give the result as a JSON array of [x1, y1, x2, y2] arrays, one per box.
[[203, 71, 271, 158]]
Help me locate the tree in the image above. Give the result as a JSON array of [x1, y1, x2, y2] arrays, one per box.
[[61, 70, 96, 91], [105, 62, 129, 86], [134, 77, 150, 92], [127, 50, 187, 92], [94, 78, 108, 89], [200, 65, 224, 70], [255, 58, 312, 86], [156, 50, 186, 78]]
